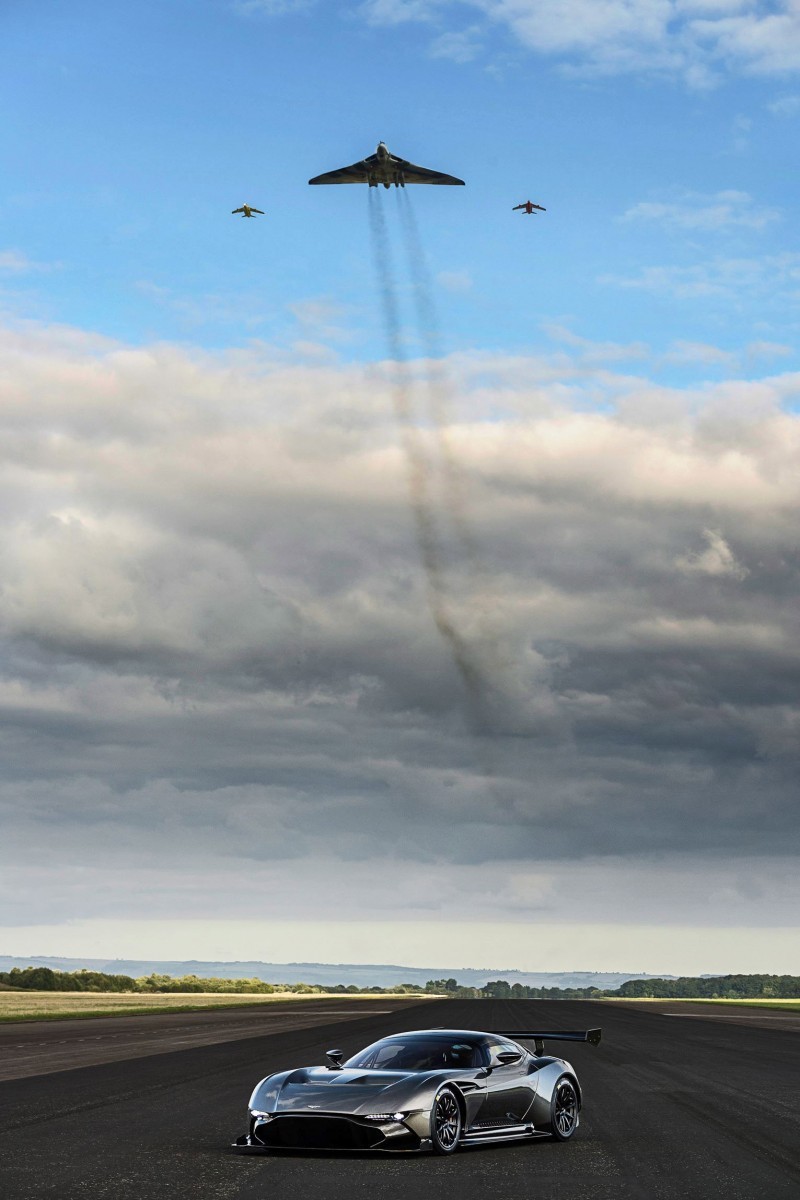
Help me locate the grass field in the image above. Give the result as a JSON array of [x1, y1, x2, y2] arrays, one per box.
[[687, 998, 800, 1012], [0, 991, 430, 1023], [613, 997, 800, 1012]]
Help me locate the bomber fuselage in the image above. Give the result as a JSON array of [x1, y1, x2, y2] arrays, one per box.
[[368, 142, 405, 188]]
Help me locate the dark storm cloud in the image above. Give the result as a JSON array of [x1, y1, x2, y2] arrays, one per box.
[[0, 323, 799, 926]]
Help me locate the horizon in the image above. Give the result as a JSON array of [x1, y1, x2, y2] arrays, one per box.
[[2, 918, 797, 977], [3, 951, 784, 984]]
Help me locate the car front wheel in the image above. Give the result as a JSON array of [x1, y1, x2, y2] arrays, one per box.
[[549, 1075, 579, 1141], [430, 1087, 462, 1155]]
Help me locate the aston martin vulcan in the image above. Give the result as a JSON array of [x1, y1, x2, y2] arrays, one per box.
[[233, 1026, 600, 1155]]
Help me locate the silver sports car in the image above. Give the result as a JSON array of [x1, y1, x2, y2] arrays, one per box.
[[232, 1026, 601, 1155]]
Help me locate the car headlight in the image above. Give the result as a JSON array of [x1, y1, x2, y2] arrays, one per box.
[[365, 1112, 407, 1122], [251, 1111, 274, 1120]]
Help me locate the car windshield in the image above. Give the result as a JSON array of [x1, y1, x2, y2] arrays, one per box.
[[345, 1036, 483, 1071]]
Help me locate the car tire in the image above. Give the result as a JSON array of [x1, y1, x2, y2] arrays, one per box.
[[548, 1075, 579, 1141], [430, 1087, 462, 1155]]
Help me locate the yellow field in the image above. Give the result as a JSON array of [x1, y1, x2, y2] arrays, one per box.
[[0, 990, 428, 1023]]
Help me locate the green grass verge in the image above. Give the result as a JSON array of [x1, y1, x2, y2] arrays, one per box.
[[611, 997, 800, 1010], [0, 991, 433, 1024], [687, 999, 800, 1012]]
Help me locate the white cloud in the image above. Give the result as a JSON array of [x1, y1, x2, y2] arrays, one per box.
[[601, 252, 800, 300], [543, 321, 649, 363], [136, 279, 270, 328], [437, 268, 474, 291], [675, 528, 750, 578], [429, 24, 484, 60], [746, 340, 792, 360], [663, 340, 738, 367], [768, 91, 800, 114], [621, 191, 780, 232], [359, 0, 442, 24], [288, 296, 353, 341], [0, 250, 58, 274], [692, 6, 800, 76], [234, 0, 314, 15], [358, 1, 800, 84], [660, 339, 793, 371]]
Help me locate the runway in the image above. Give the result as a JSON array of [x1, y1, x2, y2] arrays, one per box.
[[0, 998, 797, 1199], [0, 997, 415, 1082]]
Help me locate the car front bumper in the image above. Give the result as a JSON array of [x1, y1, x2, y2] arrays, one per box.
[[232, 1112, 429, 1153]]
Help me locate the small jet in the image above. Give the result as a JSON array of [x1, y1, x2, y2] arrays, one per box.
[[309, 142, 465, 189], [513, 200, 546, 215], [232, 204, 265, 218]]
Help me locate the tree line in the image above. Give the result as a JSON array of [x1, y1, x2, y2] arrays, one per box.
[[1, 967, 798, 999]]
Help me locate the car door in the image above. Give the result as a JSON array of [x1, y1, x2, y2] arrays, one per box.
[[478, 1041, 536, 1125]]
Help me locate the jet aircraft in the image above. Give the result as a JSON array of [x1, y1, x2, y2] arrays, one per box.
[[513, 201, 546, 215], [232, 205, 264, 218], [309, 142, 464, 189]]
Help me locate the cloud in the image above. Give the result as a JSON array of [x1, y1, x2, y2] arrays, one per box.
[[135, 280, 270, 329], [288, 296, 353, 342], [768, 91, 800, 114], [621, 191, 780, 233], [675, 528, 750, 579], [358, 1, 800, 85], [0, 320, 798, 938], [659, 339, 793, 371], [543, 322, 649, 363], [600, 252, 800, 300], [429, 25, 484, 60], [663, 340, 738, 367], [437, 269, 474, 292], [359, 0, 443, 24], [0, 250, 58, 275], [233, 0, 314, 15]]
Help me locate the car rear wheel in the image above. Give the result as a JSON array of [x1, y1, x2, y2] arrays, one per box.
[[430, 1087, 462, 1155], [549, 1075, 579, 1141]]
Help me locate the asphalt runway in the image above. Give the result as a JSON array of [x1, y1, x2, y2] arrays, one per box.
[[611, 999, 800, 1032], [0, 998, 413, 1082], [0, 998, 797, 1199]]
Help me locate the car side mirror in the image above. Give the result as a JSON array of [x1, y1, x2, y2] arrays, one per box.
[[326, 1049, 344, 1069], [495, 1050, 522, 1066]]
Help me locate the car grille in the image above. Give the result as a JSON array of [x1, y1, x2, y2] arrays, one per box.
[[254, 1115, 389, 1151]]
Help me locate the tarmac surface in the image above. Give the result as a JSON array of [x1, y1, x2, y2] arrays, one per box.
[[0, 998, 411, 1082], [0, 997, 797, 1199], [610, 999, 800, 1031]]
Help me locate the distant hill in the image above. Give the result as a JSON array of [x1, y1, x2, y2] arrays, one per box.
[[0, 956, 675, 990]]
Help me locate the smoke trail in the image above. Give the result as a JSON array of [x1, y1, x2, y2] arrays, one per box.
[[396, 189, 513, 745], [367, 189, 489, 732], [396, 188, 482, 571]]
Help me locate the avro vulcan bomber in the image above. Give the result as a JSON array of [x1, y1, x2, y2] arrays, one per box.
[[309, 142, 465, 189]]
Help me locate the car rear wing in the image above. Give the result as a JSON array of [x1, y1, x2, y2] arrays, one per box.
[[495, 1029, 602, 1055]]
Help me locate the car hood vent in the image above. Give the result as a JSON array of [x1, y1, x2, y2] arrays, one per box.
[[284, 1068, 410, 1087]]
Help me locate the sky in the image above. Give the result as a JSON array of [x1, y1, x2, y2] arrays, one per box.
[[0, 0, 799, 976]]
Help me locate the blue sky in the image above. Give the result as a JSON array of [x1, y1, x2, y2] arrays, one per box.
[[2, 0, 799, 373], [1, 2, 799, 971]]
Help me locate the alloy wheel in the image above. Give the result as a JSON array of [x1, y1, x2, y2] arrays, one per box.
[[553, 1079, 578, 1138], [432, 1089, 461, 1153]]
